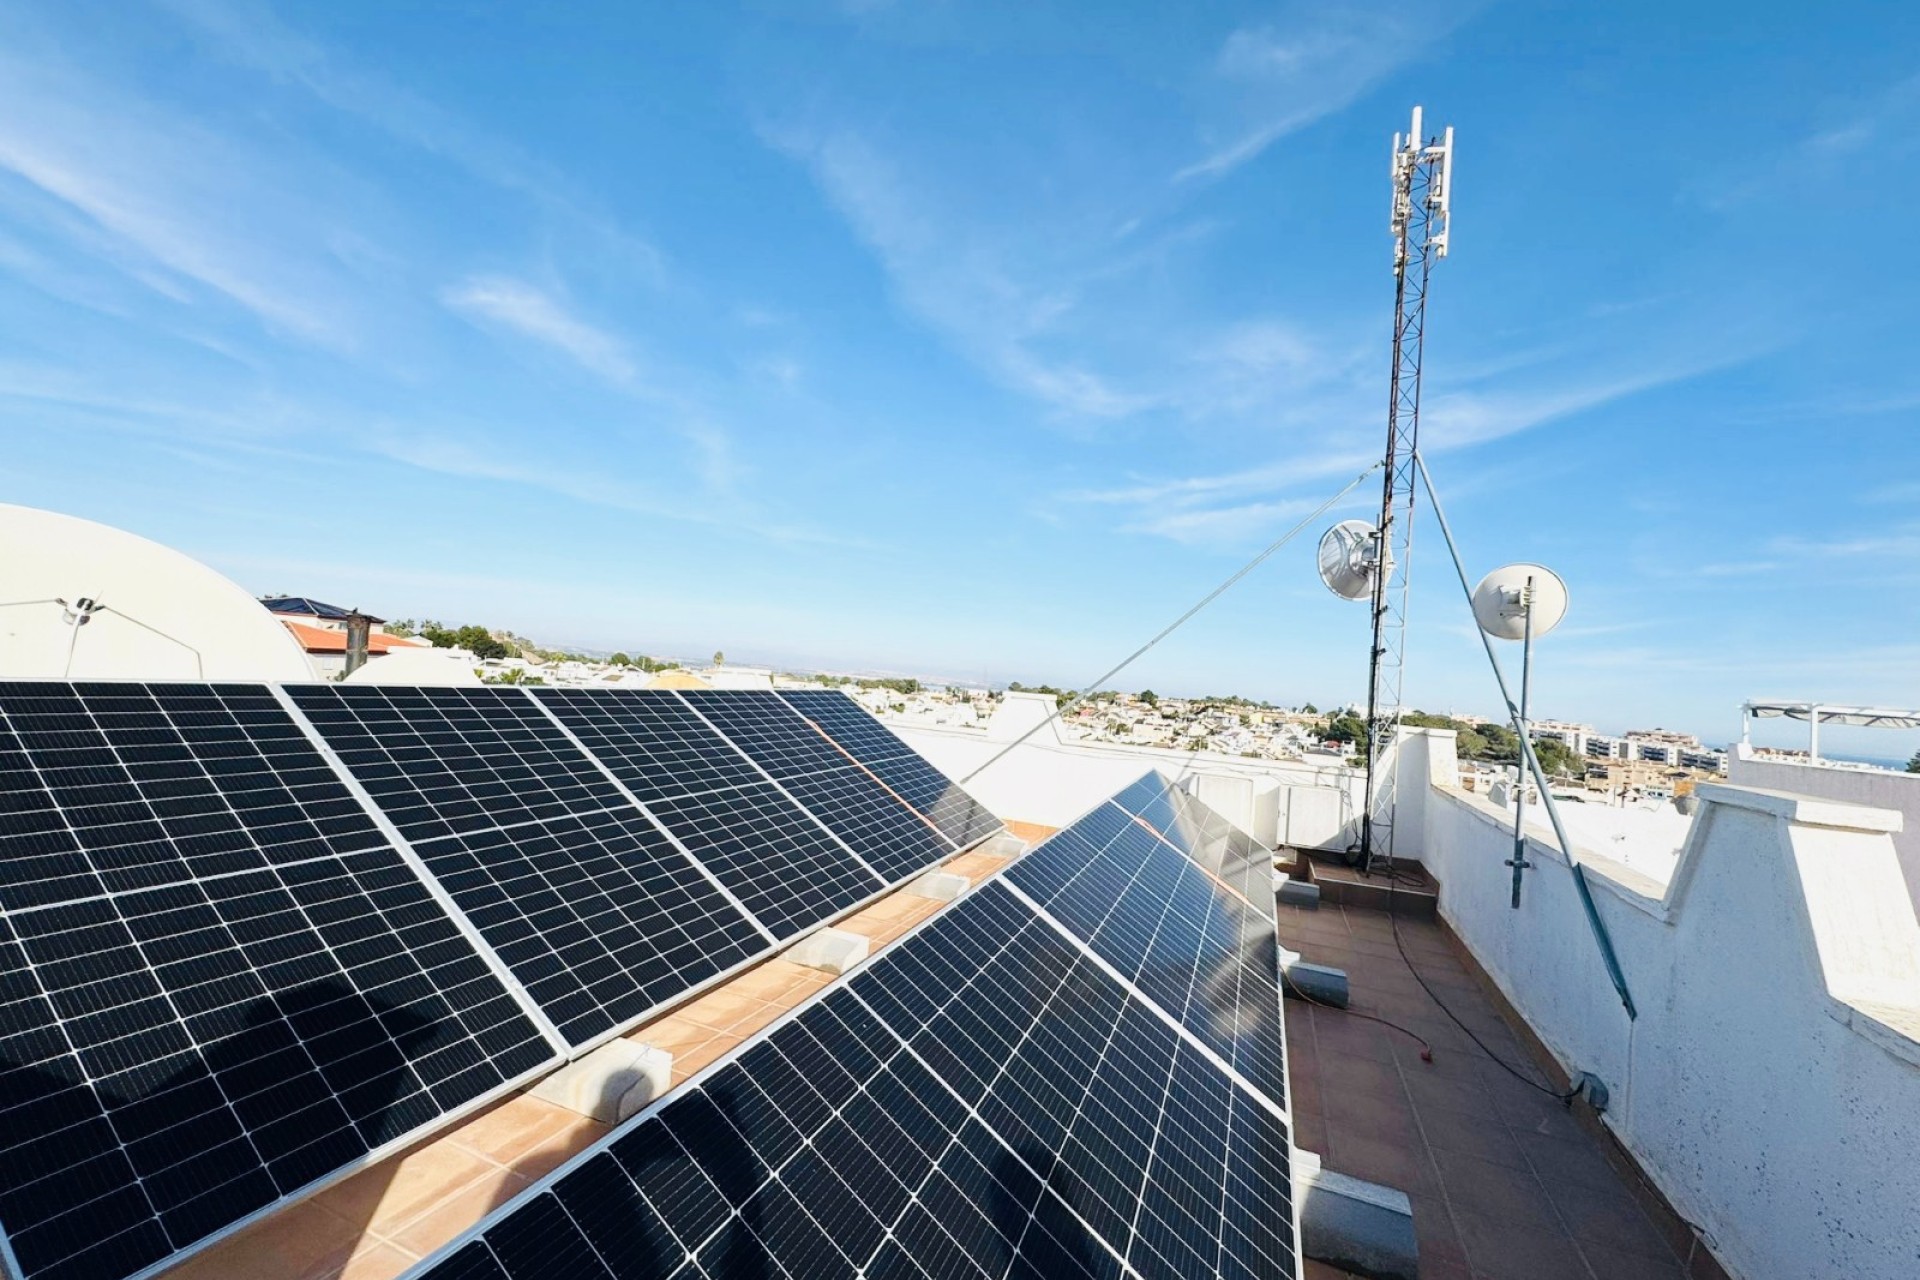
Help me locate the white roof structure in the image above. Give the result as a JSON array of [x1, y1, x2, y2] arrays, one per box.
[[343, 645, 484, 687], [0, 503, 312, 681], [1744, 701, 1920, 731]]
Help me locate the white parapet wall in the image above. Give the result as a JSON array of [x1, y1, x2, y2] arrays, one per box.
[[1729, 744, 1920, 917], [891, 692, 1364, 846], [1404, 724, 1920, 1280]]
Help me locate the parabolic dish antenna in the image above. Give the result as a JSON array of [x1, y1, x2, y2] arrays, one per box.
[[1471, 563, 1569, 641], [1317, 520, 1387, 601]]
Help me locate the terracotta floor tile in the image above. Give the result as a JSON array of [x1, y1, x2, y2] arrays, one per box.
[[446, 1095, 584, 1167], [348, 1142, 504, 1236], [1324, 1130, 1438, 1195], [1418, 1104, 1529, 1172], [1453, 1210, 1588, 1280], [385, 1168, 534, 1257], [1579, 1239, 1690, 1279], [1549, 1181, 1679, 1261], [633, 1015, 712, 1057], [329, 1240, 419, 1280], [171, 1197, 359, 1280], [670, 1029, 744, 1082], [1432, 1149, 1560, 1231], [508, 1115, 606, 1182]]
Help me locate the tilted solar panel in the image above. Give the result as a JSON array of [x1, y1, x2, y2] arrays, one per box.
[[527, 689, 887, 940], [0, 683, 556, 1280], [414, 879, 1295, 1280], [527, 689, 767, 805], [777, 689, 921, 761], [778, 690, 1005, 852], [286, 687, 771, 1048], [1005, 772, 1290, 1109], [675, 691, 958, 884]]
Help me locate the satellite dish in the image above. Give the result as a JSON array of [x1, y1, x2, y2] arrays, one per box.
[[1317, 520, 1387, 601], [1471, 563, 1569, 641]]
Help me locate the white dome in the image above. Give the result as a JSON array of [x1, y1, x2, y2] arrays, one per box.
[[0, 504, 313, 681]]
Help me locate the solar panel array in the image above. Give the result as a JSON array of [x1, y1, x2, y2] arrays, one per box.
[[418, 771, 1296, 1280], [531, 690, 882, 939], [0, 682, 1000, 1280], [0, 684, 556, 1280], [778, 690, 1004, 851], [1007, 771, 1288, 1105], [285, 687, 772, 1048]]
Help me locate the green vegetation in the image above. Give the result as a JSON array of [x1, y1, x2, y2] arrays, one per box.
[[1138, 689, 1157, 706], [1907, 750, 1920, 775], [416, 621, 510, 661], [484, 667, 543, 686], [1321, 714, 1369, 751]]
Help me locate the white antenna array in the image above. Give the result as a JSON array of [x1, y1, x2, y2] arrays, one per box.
[[1341, 106, 1456, 874]]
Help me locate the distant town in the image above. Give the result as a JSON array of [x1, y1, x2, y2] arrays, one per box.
[[264, 602, 1802, 799]]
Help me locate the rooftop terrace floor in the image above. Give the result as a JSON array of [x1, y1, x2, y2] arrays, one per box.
[[1278, 898, 1712, 1280]]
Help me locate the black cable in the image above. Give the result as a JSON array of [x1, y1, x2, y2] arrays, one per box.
[[1281, 968, 1433, 1063], [1384, 868, 1580, 1102], [1374, 844, 1582, 1105]]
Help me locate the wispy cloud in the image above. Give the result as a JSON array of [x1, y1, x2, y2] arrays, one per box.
[[157, 0, 663, 276], [370, 431, 850, 547], [773, 128, 1156, 420], [1176, 3, 1472, 182], [1063, 356, 1739, 548], [441, 276, 637, 383], [1698, 72, 1920, 210], [0, 41, 365, 346]]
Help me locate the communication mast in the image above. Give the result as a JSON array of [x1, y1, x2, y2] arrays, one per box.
[[1358, 107, 1453, 874]]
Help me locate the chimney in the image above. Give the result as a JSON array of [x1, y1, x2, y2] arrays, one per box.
[[343, 610, 370, 678]]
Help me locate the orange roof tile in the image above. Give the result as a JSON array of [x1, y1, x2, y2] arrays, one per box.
[[279, 620, 420, 656]]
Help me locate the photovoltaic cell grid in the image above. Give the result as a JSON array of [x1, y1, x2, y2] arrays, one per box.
[[529, 690, 884, 938], [528, 690, 767, 804], [418, 880, 1294, 1280], [0, 683, 554, 1280], [1007, 774, 1289, 1108], [780, 691, 1005, 852], [678, 691, 957, 883], [287, 687, 769, 1047]]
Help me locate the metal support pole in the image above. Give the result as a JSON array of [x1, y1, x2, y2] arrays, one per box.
[[1417, 452, 1638, 1020], [1506, 577, 1534, 908]]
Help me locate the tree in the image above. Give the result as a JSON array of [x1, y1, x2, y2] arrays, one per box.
[[1531, 736, 1580, 779], [1138, 689, 1158, 707], [610, 652, 632, 666], [1323, 714, 1369, 752], [712, 651, 725, 666], [1908, 749, 1920, 775], [1301, 702, 1318, 715]]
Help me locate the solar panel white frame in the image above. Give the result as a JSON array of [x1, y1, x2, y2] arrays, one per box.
[[0, 681, 564, 1280], [412, 864, 1298, 1280]]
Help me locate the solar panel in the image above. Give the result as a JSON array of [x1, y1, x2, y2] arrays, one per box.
[[674, 691, 855, 780], [286, 687, 771, 1047], [778, 690, 921, 761], [528, 689, 767, 804], [416, 876, 1295, 1280], [526, 689, 889, 941], [779, 690, 1006, 851], [673, 690, 961, 882], [0, 682, 556, 1280], [1004, 773, 1290, 1109]]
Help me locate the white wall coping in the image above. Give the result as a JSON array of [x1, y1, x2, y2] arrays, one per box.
[[1430, 784, 1672, 919], [1693, 782, 1904, 834]]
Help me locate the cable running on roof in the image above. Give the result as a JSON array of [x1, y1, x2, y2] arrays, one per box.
[[958, 460, 1386, 787]]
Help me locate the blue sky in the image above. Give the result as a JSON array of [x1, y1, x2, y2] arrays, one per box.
[[2, 0, 1918, 752]]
